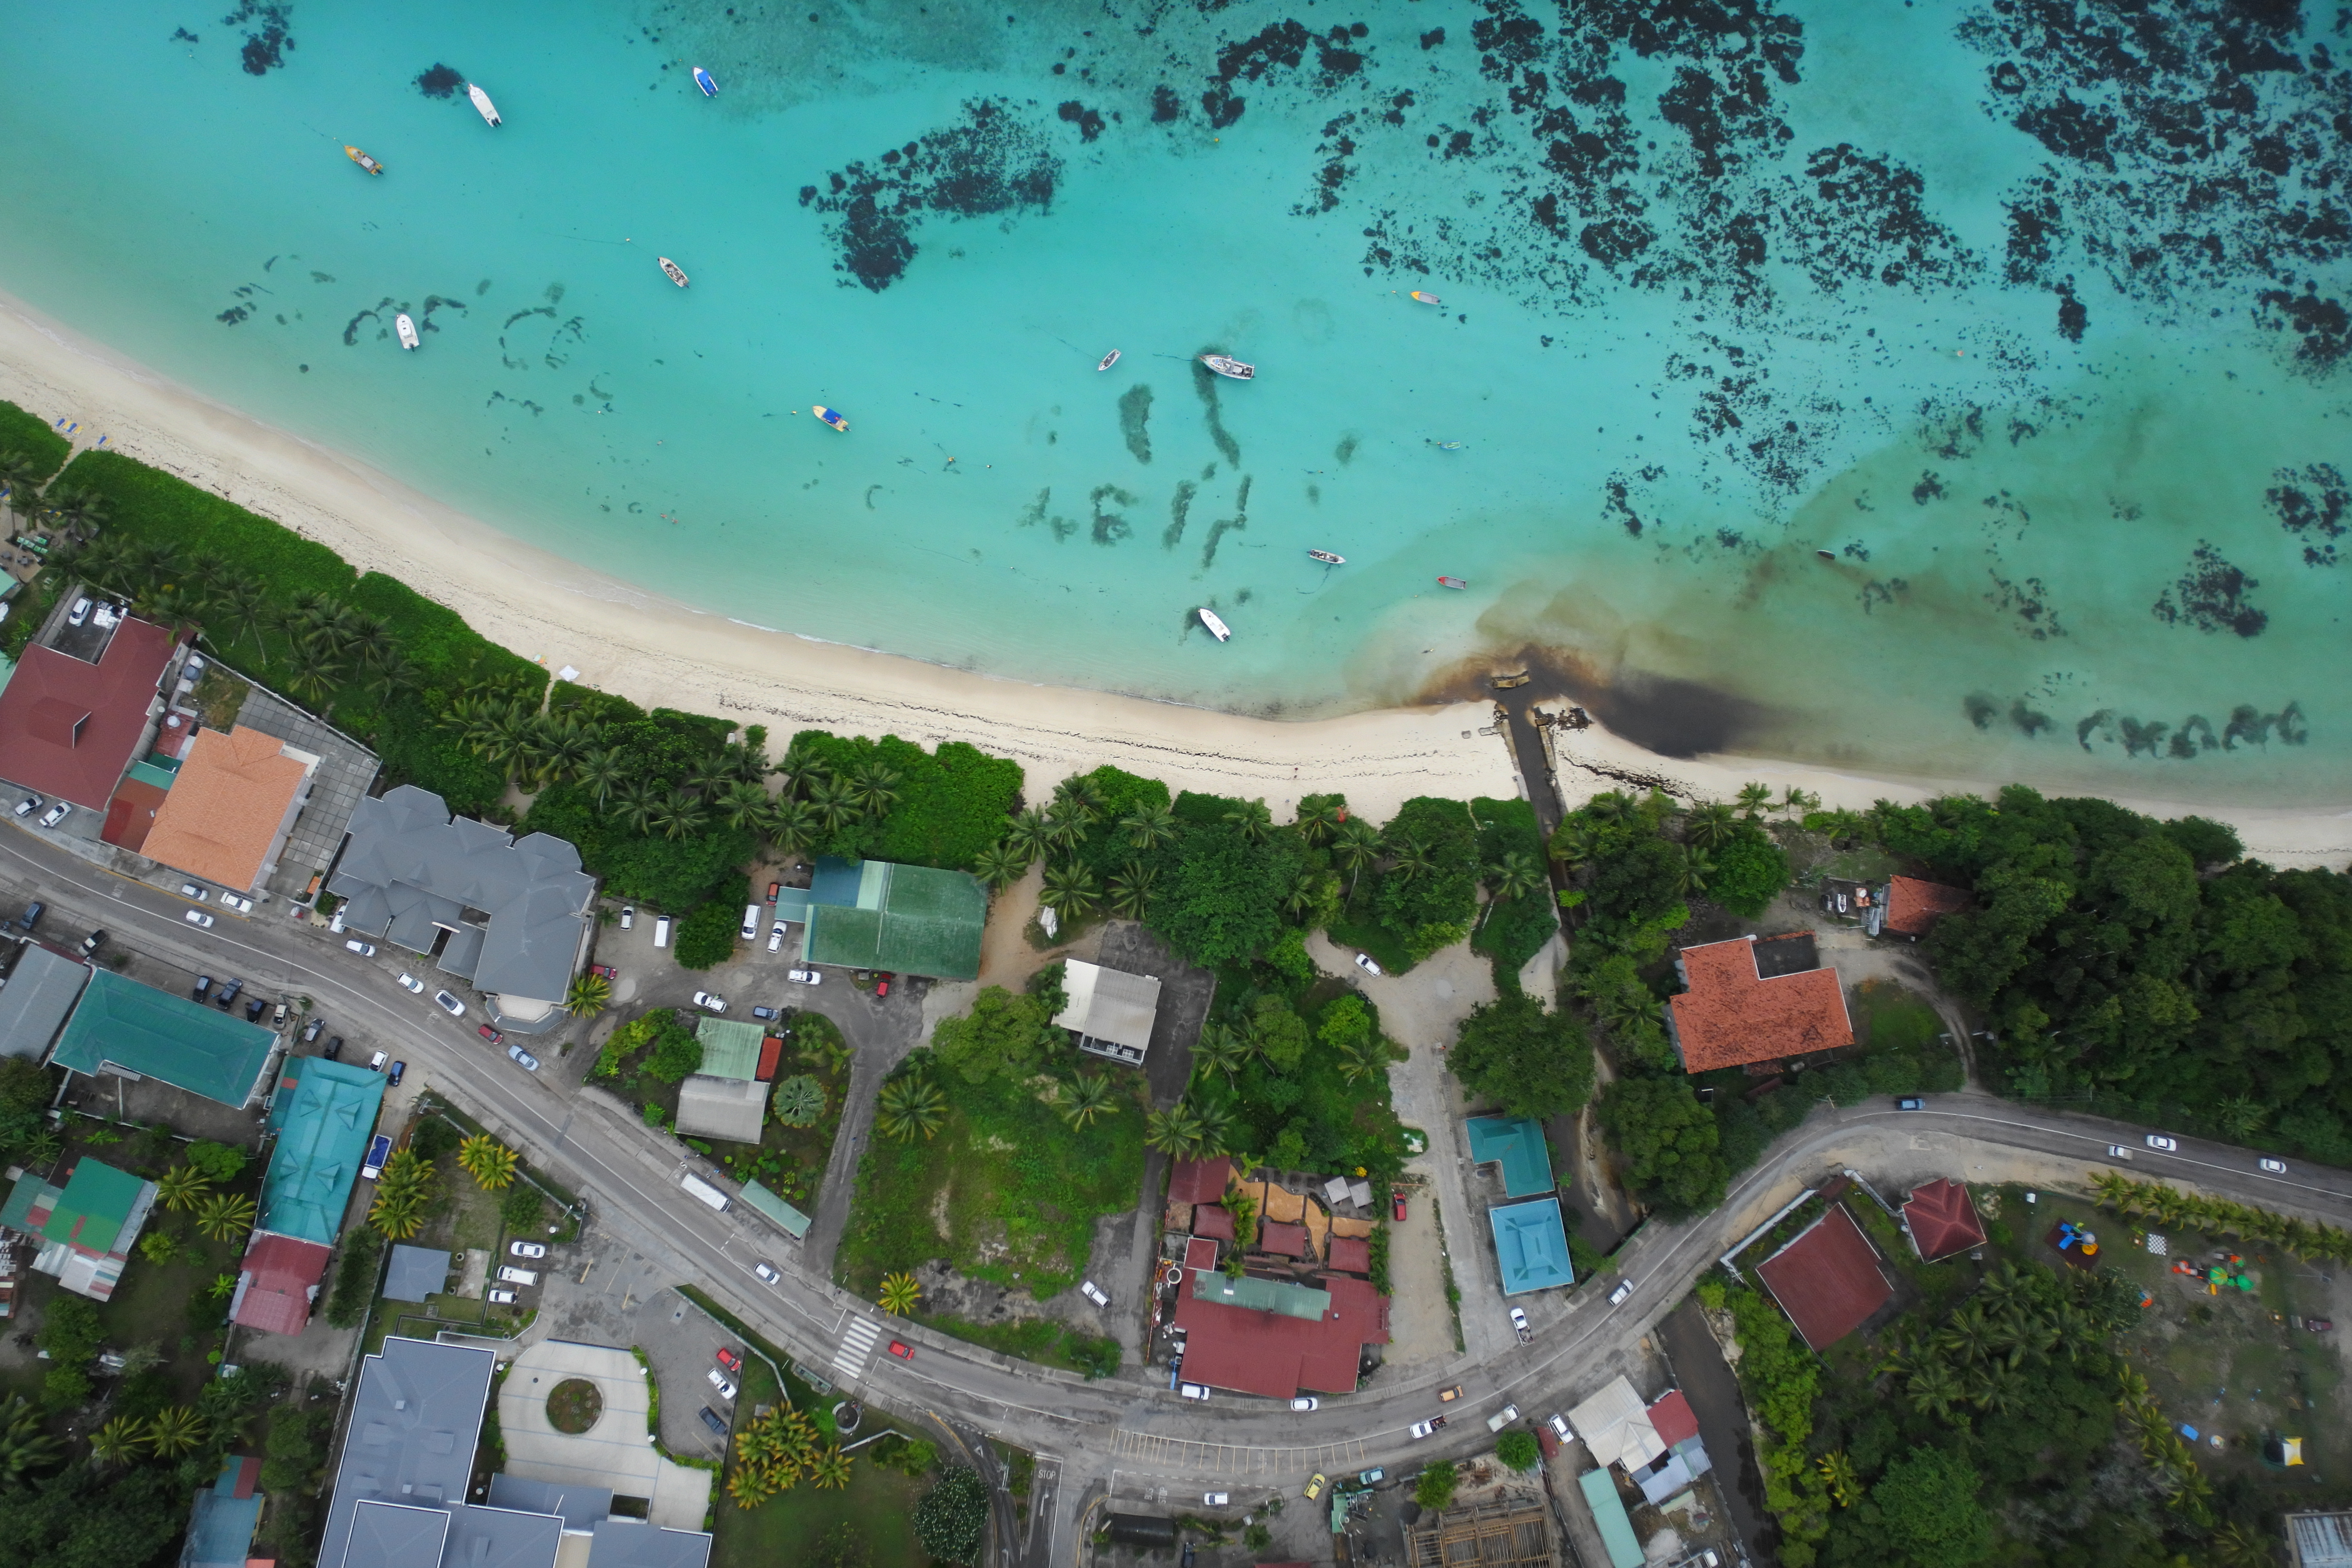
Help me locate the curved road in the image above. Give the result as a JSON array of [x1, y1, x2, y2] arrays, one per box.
[[7, 823, 2349, 1559]]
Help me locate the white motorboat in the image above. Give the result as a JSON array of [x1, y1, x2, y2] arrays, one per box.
[[659, 256, 689, 288], [395, 312, 420, 351], [1199, 354, 1254, 380], [1307, 548, 1344, 565], [1098, 349, 1121, 371], [468, 83, 502, 126], [1197, 607, 1231, 642]]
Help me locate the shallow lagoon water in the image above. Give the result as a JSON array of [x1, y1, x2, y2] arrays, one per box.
[[0, 0, 2343, 801]]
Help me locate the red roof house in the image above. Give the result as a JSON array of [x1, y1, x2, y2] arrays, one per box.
[[1755, 1205, 1892, 1350], [1647, 1389, 1699, 1449], [1169, 1155, 1232, 1205], [1883, 876, 1971, 939], [0, 616, 177, 809], [1326, 1235, 1371, 1275], [228, 1232, 334, 1337], [755, 1035, 783, 1081], [1170, 1268, 1390, 1399], [1192, 1204, 1237, 1241], [1901, 1178, 1986, 1262], [1183, 1236, 1219, 1273], [1256, 1220, 1308, 1259], [1667, 934, 1853, 1073]]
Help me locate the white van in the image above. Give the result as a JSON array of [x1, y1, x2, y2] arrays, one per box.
[[680, 1172, 730, 1211], [496, 1266, 539, 1286], [653, 915, 671, 948], [741, 904, 762, 941]]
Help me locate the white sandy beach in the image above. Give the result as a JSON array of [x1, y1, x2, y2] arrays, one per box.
[[2, 286, 2346, 868]]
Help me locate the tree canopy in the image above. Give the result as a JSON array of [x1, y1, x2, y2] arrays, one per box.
[[1451, 995, 1596, 1120], [930, 987, 1065, 1084], [1595, 1077, 1727, 1218]]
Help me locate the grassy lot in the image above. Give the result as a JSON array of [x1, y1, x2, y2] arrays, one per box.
[[834, 1065, 1146, 1299], [1849, 979, 1942, 1053], [709, 1449, 923, 1568], [913, 1311, 1120, 1378], [0, 397, 73, 481]]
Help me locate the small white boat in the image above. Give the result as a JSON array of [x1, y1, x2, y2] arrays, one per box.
[[693, 66, 718, 97], [344, 144, 384, 176], [395, 312, 420, 351], [1308, 548, 1344, 565], [1097, 349, 1121, 371], [814, 406, 848, 432], [467, 83, 502, 127], [1200, 354, 1255, 380], [1410, 290, 1442, 306], [658, 256, 689, 288], [1196, 607, 1231, 642]]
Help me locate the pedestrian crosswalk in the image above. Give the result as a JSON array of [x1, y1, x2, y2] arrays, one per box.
[[833, 1316, 883, 1379]]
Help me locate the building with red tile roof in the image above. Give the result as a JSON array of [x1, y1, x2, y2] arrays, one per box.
[[1192, 1204, 1236, 1241], [1183, 1237, 1219, 1272], [1169, 1155, 1231, 1205], [1666, 933, 1853, 1073], [142, 725, 312, 893], [1881, 876, 1971, 939], [1756, 1204, 1892, 1350], [0, 615, 177, 809], [1646, 1389, 1698, 1450], [1326, 1235, 1371, 1275], [1900, 1178, 1987, 1262], [229, 1233, 334, 1336], [1169, 1268, 1390, 1399], [755, 1035, 783, 1081], [1256, 1220, 1308, 1258]]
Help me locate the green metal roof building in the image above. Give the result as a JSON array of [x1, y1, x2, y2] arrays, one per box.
[[257, 1056, 386, 1246], [1578, 1467, 1645, 1568], [802, 856, 986, 980], [50, 969, 279, 1108], [0, 1157, 157, 1301], [740, 1180, 812, 1239], [694, 1017, 767, 1081], [1466, 1115, 1556, 1197]]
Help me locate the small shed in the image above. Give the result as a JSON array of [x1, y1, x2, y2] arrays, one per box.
[[1054, 959, 1162, 1067], [383, 1245, 450, 1303], [1901, 1178, 1987, 1262]]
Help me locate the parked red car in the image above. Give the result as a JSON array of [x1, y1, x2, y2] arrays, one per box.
[[875, 974, 892, 998], [478, 1024, 504, 1045], [589, 963, 618, 981], [1393, 1191, 1407, 1222], [715, 1346, 743, 1372], [766, 882, 781, 903]]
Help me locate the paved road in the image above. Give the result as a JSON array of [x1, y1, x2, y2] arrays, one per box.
[[9, 821, 2352, 1562]]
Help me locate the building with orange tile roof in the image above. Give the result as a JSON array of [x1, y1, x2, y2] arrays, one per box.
[[1877, 875, 1972, 940], [141, 726, 314, 892], [1666, 933, 1853, 1073]]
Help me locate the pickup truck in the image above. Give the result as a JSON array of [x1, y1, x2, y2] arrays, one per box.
[[1486, 1403, 1520, 1433]]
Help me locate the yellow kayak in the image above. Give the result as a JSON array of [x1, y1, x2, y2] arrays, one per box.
[[344, 145, 385, 175]]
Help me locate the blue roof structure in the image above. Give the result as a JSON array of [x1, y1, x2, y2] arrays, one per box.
[[257, 1056, 385, 1245], [1490, 1197, 1575, 1295], [1465, 1115, 1555, 1197], [1578, 1467, 1644, 1568]]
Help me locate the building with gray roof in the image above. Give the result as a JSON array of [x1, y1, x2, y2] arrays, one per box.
[[382, 1245, 450, 1303], [0, 943, 90, 1060], [321, 1337, 710, 1568], [327, 785, 596, 1035]]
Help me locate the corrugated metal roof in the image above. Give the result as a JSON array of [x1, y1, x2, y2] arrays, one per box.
[[1054, 960, 1161, 1053], [1577, 1468, 1645, 1568], [0, 944, 90, 1060], [675, 1075, 766, 1143], [739, 1181, 811, 1238], [257, 1056, 384, 1245], [693, 1018, 766, 1081], [50, 968, 276, 1108], [1465, 1115, 1555, 1197]]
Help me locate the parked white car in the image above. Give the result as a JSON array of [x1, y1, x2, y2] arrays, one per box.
[[692, 990, 727, 1013], [1179, 1384, 1211, 1402], [768, 921, 787, 953], [621, 905, 635, 929], [433, 989, 466, 1017], [1080, 1280, 1110, 1308], [66, 596, 91, 626], [1487, 1403, 1520, 1433], [1608, 1279, 1634, 1306], [345, 939, 378, 956], [1354, 952, 1383, 976], [788, 968, 821, 985], [38, 802, 71, 828], [184, 909, 215, 928], [220, 893, 254, 913], [510, 1241, 547, 1259], [397, 974, 425, 993], [1509, 1306, 1532, 1341], [180, 884, 209, 901], [1290, 1396, 1320, 1412], [1203, 1492, 1229, 1507], [496, 1266, 539, 1286], [707, 1368, 737, 1400], [487, 1289, 518, 1305]]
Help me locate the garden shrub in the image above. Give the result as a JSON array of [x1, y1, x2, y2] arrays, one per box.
[[673, 896, 742, 971]]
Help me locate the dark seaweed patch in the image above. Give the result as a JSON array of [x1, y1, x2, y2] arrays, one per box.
[[2055, 286, 2087, 341], [1118, 384, 1152, 463], [416, 63, 462, 98], [341, 297, 392, 346], [1164, 480, 1197, 549], [1985, 570, 2065, 639], [222, 1, 292, 75], [172, 26, 199, 43], [1911, 471, 1945, 504], [800, 100, 1060, 292], [2267, 461, 2348, 566], [1056, 101, 1106, 142], [1779, 144, 1972, 291], [216, 304, 251, 326], [1150, 85, 1183, 123], [2254, 286, 2350, 374], [1199, 475, 1252, 568], [1090, 484, 1138, 545], [1296, 113, 1358, 214], [1191, 355, 1242, 467], [2150, 542, 2266, 636]]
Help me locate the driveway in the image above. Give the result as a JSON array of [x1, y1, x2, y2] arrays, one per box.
[[499, 1338, 712, 1530]]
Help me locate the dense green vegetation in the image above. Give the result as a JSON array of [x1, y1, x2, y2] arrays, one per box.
[[1469, 796, 1558, 990], [0, 398, 72, 486], [786, 731, 1023, 868], [1450, 993, 1594, 1121]]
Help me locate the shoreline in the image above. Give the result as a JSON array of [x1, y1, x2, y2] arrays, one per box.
[[1, 285, 2346, 868]]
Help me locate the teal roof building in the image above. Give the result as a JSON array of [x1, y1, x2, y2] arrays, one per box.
[[257, 1056, 386, 1246], [1491, 1197, 1575, 1296], [1466, 1115, 1556, 1197], [50, 969, 278, 1108], [802, 856, 986, 980]]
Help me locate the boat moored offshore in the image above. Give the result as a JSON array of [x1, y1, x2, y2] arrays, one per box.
[[1199, 354, 1255, 380], [1197, 607, 1232, 641], [395, 312, 420, 351], [814, 406, 848, 432], [1098, 349, 1121, 371], [1308, 549, 1345, 565], [467, 83, 502, 126], [658, 256, 689, 288], [1436, 576, 1468, 591], [344, 145, 385, 175], [693, 66, 719, 97], [1410, 290, 1442, 305]]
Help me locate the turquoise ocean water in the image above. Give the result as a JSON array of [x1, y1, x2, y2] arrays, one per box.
[[0, 0, 2344, 802]]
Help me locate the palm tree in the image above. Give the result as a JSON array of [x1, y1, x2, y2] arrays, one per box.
[[156, 1163, 213, 1213], [1684, 802, 1740, 850], [86, 1414, 147, 1468], [1336, 1035, 1387, 1085], [1106, 867, 1155, 920], [973, 839, 1029, 893], [1939, 1302, 1995, 1367], [875, 1075, 946, 1142], [718, 779, 772, 832], [536, 716, 593, 785], [1294, 797, 1342, 845], [652, 787, 710, 841], [576, 747, 627, 809], [686, 753, 737, 799], [369, 1188, 426, 1240], [1583, 790, 1635, 824], [2216, 1096, 2268, 1139], [1005, 806, 1052, 862], [1051, 774, 1105, 823], [810, 1449, 852, 1490], [1191, 1025, 1249, 1086], [1042, 802, 1090, 854], [1905, 1359, 1963, 1420], [43, 487, 108, 542], [285, 643, 348, 707], [1672, 844, 1715, 897], [1548, 818, 1598, 872], [1776, 785, 1821, 818], [805, 776, 861, 835], [144, 1406, 205, 1459], [1190, 1099, 1235, 1158], [565, 973, 612, 1018], [1387, 837, 1435, 885], [0, 1395, 63, 1484], [1815, 1450, 1861, 1509], [1480, 851, 1544, 928], [765, 796, 820, 859], [879, 1272, 922, 1316], [848, 760, 901, 815], [1061, 1073, 1116, 1129], [1120, 803, 1179, 852], [1040, 862, 1099, 919], [364, 652, 419, 707], [1735, 782, 1773, 818], [1224, 799, 1273, 844], [0, 450, 44, 533], [195, 1191, 257, 1242], [615, 779, 660, 837], [1145, 1104, 1205, 1158], [456, 1134, 520, 1190], [1335, 819, 1383, 901]]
